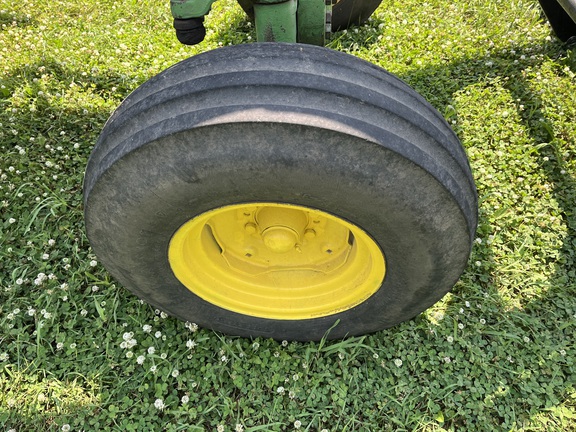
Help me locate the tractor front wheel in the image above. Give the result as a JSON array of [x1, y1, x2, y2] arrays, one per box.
[[83, 43, 477, 341]]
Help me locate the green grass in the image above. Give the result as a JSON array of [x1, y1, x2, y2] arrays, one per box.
[[1, 0, 575, 430]]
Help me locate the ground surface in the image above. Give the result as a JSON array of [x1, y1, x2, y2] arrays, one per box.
[[0, 0, 575, 430]]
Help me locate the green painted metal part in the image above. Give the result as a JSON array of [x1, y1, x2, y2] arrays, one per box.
[[254, 0, 298, 43], [253, 0, 328, 44], [171, 0, 217, 19], [170, 0, 328, 45], [297, 0, 326, 45]]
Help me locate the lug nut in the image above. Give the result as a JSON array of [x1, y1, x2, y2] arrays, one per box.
[[304, 229, 316, 240], [244, 223, 257, 234]]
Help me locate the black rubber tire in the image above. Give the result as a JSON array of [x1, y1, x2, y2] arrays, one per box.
[[84, 43, 477, 341], [537, 0, 576, 42], [235, 0, 383, 32]]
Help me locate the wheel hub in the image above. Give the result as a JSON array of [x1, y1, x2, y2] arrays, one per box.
[[168, 204, 385, 319]]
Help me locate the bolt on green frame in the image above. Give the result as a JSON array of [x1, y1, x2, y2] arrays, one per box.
[[170, 0, 330, 45]]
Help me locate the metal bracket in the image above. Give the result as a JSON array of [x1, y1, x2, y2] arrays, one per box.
[[254, 0, 298, 43], [171, 0, 332, 45], [253, 0, 331, 44]]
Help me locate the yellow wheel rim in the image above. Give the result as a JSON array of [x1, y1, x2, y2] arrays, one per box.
[[168, 203, 386, 320]]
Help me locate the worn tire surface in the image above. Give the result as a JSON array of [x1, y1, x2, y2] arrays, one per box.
[[84, 43, 477, 341]]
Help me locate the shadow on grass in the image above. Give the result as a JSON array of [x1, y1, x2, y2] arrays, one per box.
[[0, 11, 35, 28], [405, 40, 574, 431]]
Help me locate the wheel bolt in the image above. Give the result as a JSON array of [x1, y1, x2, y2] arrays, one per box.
[[304, 229, 316, 240], [244, 223, 257, 234]]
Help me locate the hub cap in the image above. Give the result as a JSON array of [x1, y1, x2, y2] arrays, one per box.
[[168, 203, 385, 319]]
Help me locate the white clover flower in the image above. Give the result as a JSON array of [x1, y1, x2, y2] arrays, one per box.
[[150, 365, 157, 373], [523, 336, 530, 343], [137, 355, 145, 364], [235, 424, 244, 432], [89, 260, 97, 267], [61, 425, 71, 432], [153, 398, 165, 410], [154, 331, 162, 338], [458, 323, 464, 330], [8, 218, 16, 224], [289, 390, 296, 399], [28, 307, 36, 316], [185, 322, 199, 332], [80, 309, 88, 317], [281, 340, 288, 347], [34, 273, 47, 286], [560, 349, 566, 356], [294, 420, 302, 429], [0, 352, 9, 362], [147, 346, 155, 355], [277, 386, 285, 395], [181, 394, 189, 405], [160, 311, 168, 319], [447, 336, 454, 343], [171, 369, 179, 378], [444, 356, 451, 363], [161, 353, 167, 359], [465, 301, 470, 307], [48, 239, 56, 246], [56, 342, 64, 350], [217, 425, 225, 432], [126, 351, 133, 358], [220, 355, 227, 362], [186, 340, 196, 349], [123, 332, 133, 341], [69, 343, 76, 349], [373, 353, 379, 359], [143, 324, 152, 333], [479, 318, 486, 325], [15, 278, 23, 285], [394, 358, 403, 367]]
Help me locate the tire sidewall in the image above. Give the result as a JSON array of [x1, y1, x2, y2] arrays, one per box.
[[86, 121, 471, 340]]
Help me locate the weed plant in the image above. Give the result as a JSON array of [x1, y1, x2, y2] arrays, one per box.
[[0, 0, 575, 430]]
